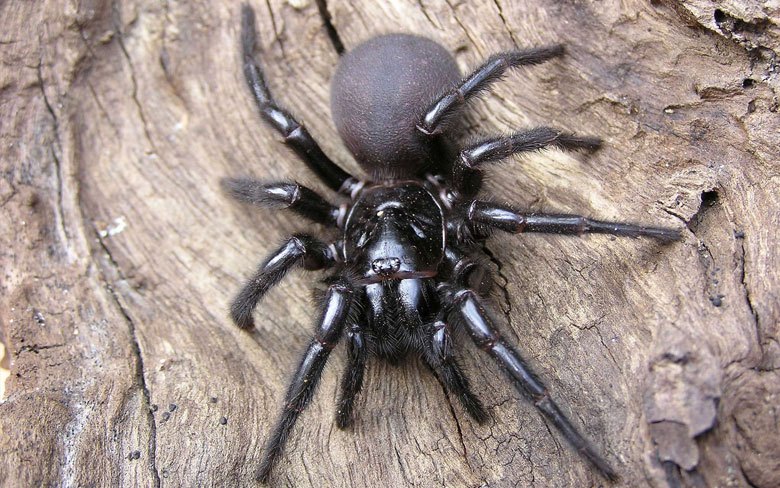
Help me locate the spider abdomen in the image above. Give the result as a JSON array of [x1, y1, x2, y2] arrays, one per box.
[[343, 183, 445, 284], [330, 34, 461, 179]]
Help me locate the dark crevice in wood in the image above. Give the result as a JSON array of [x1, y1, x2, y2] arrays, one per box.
[[36, 56, 69, 248], [687, 190, 726, 308], [569, 315, 619, 368], [16, 343, 66, 355], [415, 0, 436, 29], [315, 0, 345, 55], [443, 0, 480, 52], [93, 229, 161, 487], [661, 459, 683, 488], [427, 368, 474, 471], [738, 464, 761, 488], [481, 245, 516, 339], [713, 9, 772, 39], [112, 0, 158, 156], [264, 0, 287, 58], [492, 0, 519, 48], [737, 233, 764, 367], [688, 190, 719, 231]]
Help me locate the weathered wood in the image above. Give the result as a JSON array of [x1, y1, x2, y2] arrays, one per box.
[[1, 0, 778, 486]]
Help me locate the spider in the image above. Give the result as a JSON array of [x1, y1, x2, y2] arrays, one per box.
[[224, 4, 679, 483]]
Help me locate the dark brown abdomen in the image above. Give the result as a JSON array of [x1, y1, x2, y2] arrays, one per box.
[[330, 34, 461, 179]]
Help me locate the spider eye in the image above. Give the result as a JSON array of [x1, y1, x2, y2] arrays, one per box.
[[356, 232, 369, 248], [409, 222, 426, 238]]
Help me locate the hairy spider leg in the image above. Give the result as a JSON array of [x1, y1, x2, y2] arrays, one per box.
[[241, 5, 357, 194], [230, 235, 336, 329], [417, 46, 565, 136], [423, 315, 488, 423], [222, 178, 341, 226], [443, 286, 618, 481], [335, 322, 367, 429], [258, 277, 355, 483], [221, 178, 341, 226], [468, 201, 682, 241], [453, 127, 602, 198]]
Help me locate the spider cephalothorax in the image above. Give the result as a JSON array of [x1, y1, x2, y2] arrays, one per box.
[[224, 5, 679, 483]]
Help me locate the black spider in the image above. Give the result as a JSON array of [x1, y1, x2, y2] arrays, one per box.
[[224, 5, 679, 483]]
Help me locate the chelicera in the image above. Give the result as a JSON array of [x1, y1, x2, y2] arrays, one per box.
[[224, 4, 679, 483]]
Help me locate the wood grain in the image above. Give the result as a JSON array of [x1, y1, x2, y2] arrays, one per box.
[[1, 0, 778, 486]]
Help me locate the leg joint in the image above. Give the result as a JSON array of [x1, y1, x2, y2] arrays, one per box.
[[284, 124, 307, 144]]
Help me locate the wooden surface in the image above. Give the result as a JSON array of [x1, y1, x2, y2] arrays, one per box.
[[1, 0, 778, 486]]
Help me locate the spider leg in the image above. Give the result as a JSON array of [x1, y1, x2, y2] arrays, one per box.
[[230, 235, 335, 329], [335, 322, 367, 429], [221, 178, 342, 226], [258, 277, 354, 483], [424, 315, 488, 423], [468, 200, 681, 241], [418, 46, 565, 136], [453, 127, 601, 197], [241, 5, 357, 194], [443, 286, 618, 481]]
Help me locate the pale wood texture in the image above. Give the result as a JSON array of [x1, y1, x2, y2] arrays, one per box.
[[1, 0, 778, 486]]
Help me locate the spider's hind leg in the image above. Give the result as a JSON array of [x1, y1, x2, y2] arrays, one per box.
[[468, 200, 681, 241], [240, 4, 357, 194], [442, 286, 618, 480]]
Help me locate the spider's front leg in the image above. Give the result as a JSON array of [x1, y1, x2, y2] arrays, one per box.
[[335, 322, 367, 429], [423, 315, 488, 423], [230, 235, 336, 329], [258, 276, 355, 483], [468, 200, 681, 241], [441, 285, 618, 481]]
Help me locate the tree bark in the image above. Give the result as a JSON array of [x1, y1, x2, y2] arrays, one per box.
[[1, 0, 778, 486]]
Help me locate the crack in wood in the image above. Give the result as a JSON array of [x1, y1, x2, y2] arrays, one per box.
[[35, 56, 70, 251], [569, 316, 620, 369], [315, 0, 345, 55], [112, 1, 159, 157], [737, 234, 765, 367], [415, 0, 437, 30], [93, 227, 161, 488], [443, 0, 480, 53], [16, 343, 66, 355], [481, 245, 515, 335], [686, 189, 729, 308], [427, 368, 475, 471], [157, 0, 188, 110], [264, 0, 286, 59], [492, 0, 520, 48]]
